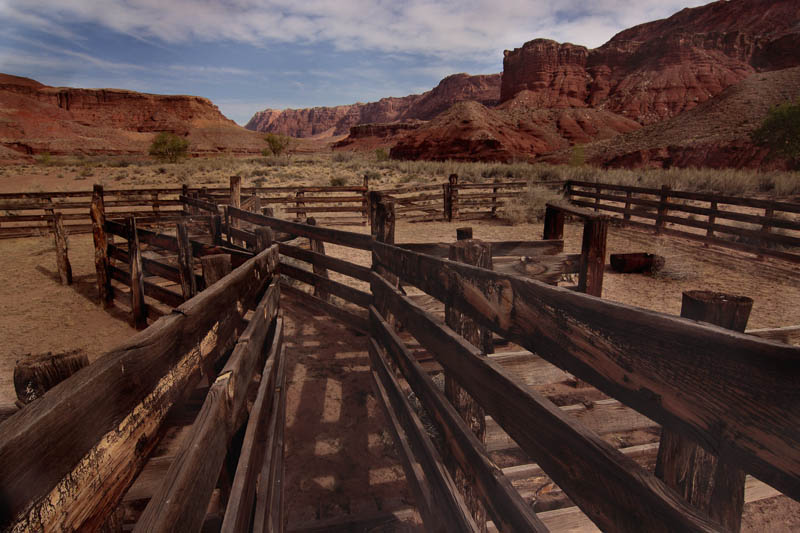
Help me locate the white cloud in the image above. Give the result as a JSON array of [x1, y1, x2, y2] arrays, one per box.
[[3, 0, 712, 60]]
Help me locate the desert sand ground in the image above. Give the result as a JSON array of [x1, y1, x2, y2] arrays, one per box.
[[1, 158, 799, 530]]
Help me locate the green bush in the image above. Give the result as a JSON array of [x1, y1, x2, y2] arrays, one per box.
[[751, 100, 800, 168], [263, 133, 291, 156], [375, 148, 389, 161], [329, 176, 347, 186], [149, 132, 189, 163]]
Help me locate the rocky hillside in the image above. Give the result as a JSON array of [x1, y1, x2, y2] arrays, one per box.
[[245, 73, 501, 137], [0, 74, 265, 156], [390, 0, 800, 164]]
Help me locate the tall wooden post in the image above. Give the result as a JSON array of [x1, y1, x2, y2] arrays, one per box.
[[295, 190, 306, 219], [542, 205, 564, 240], [443, 183, 452, 221], [593, 183, 602, 212], [306, 218, 330, 302], [53, 213, 73, 285], [90, 185, 112, 308], [362, 174, 370, 221], [449, 174, 459, 220], [656, 290, 753, 532], [445, 238, 492, 531], [151, 191, 160, 215], [757, 207, 773, 259], [490, 181, 499, 218], [181, 184, 191, 215], [577, 215, 607, 297], [127, 216, 147, 330], [655, 185, 671, 233], [705, 201, 717, 247], [224, 206, 231, 246], [176, 222, 197, 300], [255, 227, 274, 253], [211, 214, 222, 246], [371, 193, 398, 323], [230, 176, 242, 245], [201, 254, 232, 287], [623, 190, 632, 221]]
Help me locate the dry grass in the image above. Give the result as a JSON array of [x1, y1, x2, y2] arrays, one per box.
[[3, 152, 798, 199]]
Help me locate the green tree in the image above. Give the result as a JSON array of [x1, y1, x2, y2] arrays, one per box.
[[263, 133, 291, 156], [149, 132, 189, 163], [751, 100, 800, 168]]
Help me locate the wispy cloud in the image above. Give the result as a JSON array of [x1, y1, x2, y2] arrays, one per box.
[[3, 0, 711, 60]]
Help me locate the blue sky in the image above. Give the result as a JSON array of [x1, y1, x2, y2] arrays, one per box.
[[0, 0, 709, 125]]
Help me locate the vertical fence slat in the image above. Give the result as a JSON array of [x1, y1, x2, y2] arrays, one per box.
[[127, 216, 147, 330], [91, 185, 112, 308]]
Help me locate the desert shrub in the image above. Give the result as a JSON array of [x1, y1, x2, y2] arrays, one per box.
[[34, 152, 51, 165], [375, 148, 389, 161], [149, 132, 189, 163], [263, 133, 291, 156], [332, 151, 353, 163], [329, 176, 347, 186], [499, 184, 564, 224], [751, 100, 800, 168], [569, 145, 585, 167]]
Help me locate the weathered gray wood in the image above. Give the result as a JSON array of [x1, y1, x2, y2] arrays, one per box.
[[53, 212, 73, 285], [446, 240, 492, 529], [369, 339, 479, 532], [370, 308, 546, 532], [0, 246, 279, 531], [91, 185, 112, 307], [371, 272, 724, 533], [255, 227, 275, 253], [13, 350, 89, 405], [176, 223, 197, 300], [399, 240, 564, 259], [251, 343, 287, 533], [370, 241, 800, 502], [656, 291, 752, 532], [127, 216, 147, 330], [279, 262, 370, 308], [201, 254, 232, 287], [306, 218, 330, 302], [135, 281, 281, 533]]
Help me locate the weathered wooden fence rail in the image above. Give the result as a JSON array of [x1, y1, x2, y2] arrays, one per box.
[[566, 180, 800, 263], [0, 244, 283, 532]]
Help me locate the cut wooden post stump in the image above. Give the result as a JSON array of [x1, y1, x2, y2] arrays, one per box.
[[14, 350, 89, 405]]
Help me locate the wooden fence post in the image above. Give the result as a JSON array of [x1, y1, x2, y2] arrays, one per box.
[[211, 214, 222, 246], [449, 174, 459, 220], [255, 227, 274, 253], [623, 190, 632, 221], [577, 215, 608, 297], [126, 216, 147, 330], [306, 218, 330, 302], [371, 193, 398, 323], [53, 213, 73, 285], [705, 200, 717, 247], [445, 238, 492, 530], [456, 227, 473, 240], [295, 190, 306, 219], [176, 222, 197, 300], [230, 175, 242, 245], [757, 207, 773, 259], [224, 206, 231, 246], [90, 185, 112, 308], [443, 183, 452, 221], [14, 351, 89, 405], [201, 254, 232, 287], [490, 180, 499, 218], [182, 184, 190, 215], [44, 197, 55, 235], [656, 185, 671, 233], [594, 183, 601, 212], [151, 191, 159, 215], [542, 205, 564, 240], [655, 290, 753, 532], [362, 174, 370, 221]]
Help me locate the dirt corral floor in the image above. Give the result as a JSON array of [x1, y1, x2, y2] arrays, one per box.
[[1, 217, 799, 530]]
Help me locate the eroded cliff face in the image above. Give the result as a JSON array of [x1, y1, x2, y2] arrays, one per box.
[[245, 73, 501, 137], [501, 0, 800, 124], [0, 74, 264, 155]]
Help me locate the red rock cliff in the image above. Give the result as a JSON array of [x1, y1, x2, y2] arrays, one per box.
[[245, 73, 501, 137], [501, 0, 800, 124]]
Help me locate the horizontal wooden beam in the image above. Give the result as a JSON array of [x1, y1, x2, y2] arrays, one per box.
[[0, 245, 279, 531], [370, 307, 547, 532], [372, 241, 800, 501], [280, 282, 368, 333], [371, 272, 723, 532], [278, 241, 371, 282], [280, 262, 371, 308]]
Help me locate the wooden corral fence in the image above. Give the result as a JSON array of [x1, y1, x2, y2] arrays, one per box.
[[0, 239, 286, 532], [0, 175, 565, 238], [566, 180, 800, 263]]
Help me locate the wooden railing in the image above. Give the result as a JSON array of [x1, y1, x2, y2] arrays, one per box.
[[0, 244, 284, 532], [566, 180, 800, 263]]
